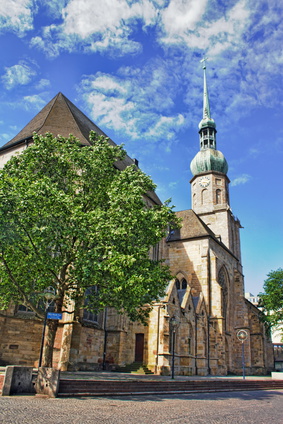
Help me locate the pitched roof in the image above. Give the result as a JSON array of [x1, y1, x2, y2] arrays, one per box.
[[167, 209, 216, 241], [0, 92, 161, 205], [3, 92, 109, 148]]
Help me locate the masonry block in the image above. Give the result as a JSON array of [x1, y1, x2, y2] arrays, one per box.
[[35, 367, 60, 398], [1, 366, 34, 396]]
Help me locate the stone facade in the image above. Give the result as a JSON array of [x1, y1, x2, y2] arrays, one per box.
[[0, 91, 274, 375]]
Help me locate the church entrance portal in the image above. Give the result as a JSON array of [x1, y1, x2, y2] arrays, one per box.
[[135, 333, 144, 362]]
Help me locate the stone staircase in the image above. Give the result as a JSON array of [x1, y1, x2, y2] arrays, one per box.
[[114, 362, 154, 375], [58, 378, 283, 397], [1, 369, 283, 398]]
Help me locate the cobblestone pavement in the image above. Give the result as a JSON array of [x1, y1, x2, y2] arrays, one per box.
[[1, 390, 283, 424]]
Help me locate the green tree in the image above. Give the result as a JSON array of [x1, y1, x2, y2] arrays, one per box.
[[0, 132, 179, 366], [259, 268, 283, 332]]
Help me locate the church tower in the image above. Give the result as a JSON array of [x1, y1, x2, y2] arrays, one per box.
[[190, 60, 242, 259]]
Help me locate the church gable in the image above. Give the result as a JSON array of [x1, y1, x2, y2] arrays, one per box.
[[3, 92, 106, 148], [167, 209, 216, 242]]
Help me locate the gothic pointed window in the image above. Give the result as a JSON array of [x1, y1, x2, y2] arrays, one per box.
[[218, 267, 229, 330], [181, 278, 187, 290], [175, 279, 180, 290]]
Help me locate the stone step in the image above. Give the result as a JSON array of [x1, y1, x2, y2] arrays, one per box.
[[58, 379, 283, 397], [114, 362, 154, 374]]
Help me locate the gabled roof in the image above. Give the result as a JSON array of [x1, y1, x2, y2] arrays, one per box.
[[167, 209, 216, 241], [0, 92, 161, 205], [3, 92, 108, 148]]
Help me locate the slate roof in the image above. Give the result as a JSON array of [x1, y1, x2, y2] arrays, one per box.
[[2, 92, 108, 148], [0, 92, 161, 205], [167, 209, 216, 241]]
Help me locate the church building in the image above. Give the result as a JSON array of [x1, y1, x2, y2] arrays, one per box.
[[0, 65, 274, 375]]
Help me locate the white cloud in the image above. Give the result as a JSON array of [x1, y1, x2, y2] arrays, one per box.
[[1, 61, 37, 89], [0, 132, 12, 141], [0, 0, 34, 36], [231, 174, 252, 186], [159, 0, 250, 56], [161, 0, 208, 36], [35, 78, 51, 90], [31, 0, 158, 57], [62, 0, 156, 38], [80, 60, 185, 147], [42, 0, 67, 18], [22, 94, 46, 110], [26, 0, 283, 130]]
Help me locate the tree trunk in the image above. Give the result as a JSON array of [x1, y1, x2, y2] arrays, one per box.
[[42, 319, 59, 367]]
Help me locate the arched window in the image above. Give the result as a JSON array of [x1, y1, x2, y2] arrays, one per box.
[[218, 267, 229, 330], [201, 189, 208, 205], [175, 279, 180, 290], [181, 278, 187, 290], [216, 189, 221, 204]]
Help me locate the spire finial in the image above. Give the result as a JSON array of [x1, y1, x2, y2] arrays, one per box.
[[200, 57, 208, 69], [200, 57, 210, 119]]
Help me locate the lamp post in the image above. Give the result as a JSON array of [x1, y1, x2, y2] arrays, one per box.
[[38, 286, 56, 368], [237, 329, 248, 380], [170, 316, 179, 379]]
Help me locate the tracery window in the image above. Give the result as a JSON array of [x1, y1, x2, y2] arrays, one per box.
[[175, 278, 187, 290]]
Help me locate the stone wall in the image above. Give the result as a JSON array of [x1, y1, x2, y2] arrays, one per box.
[[0, 315, 42, 366]]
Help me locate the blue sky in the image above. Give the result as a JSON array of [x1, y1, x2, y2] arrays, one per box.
[[0, 0, 282, 295]]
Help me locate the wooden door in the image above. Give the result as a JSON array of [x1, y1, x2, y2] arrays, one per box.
[[135, 333, 144, 362]]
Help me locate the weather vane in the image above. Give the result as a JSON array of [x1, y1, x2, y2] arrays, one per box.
[[200, 57, 208, 69]]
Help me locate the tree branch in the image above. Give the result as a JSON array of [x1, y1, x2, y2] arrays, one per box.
[[0, 252, 45, 319]]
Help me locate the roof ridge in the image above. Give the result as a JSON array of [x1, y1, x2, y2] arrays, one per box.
[[59, 93, 85, 141], [37, 92, 61, 135]]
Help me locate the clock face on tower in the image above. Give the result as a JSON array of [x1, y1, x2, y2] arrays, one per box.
[[199, 176, 210, 188]]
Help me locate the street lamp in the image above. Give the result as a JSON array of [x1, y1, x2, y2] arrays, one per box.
[[38, 286, 56, 368], [237, 329, 248, 380], [170, 316, 179, 379]]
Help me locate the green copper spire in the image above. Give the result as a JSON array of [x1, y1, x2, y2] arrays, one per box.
[[202, 57, 211, 120], [190, 59, 228, 176], [198, 58, 216, 140]]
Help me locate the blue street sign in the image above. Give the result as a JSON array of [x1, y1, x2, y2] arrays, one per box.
[[47, 312, 62, 320]]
